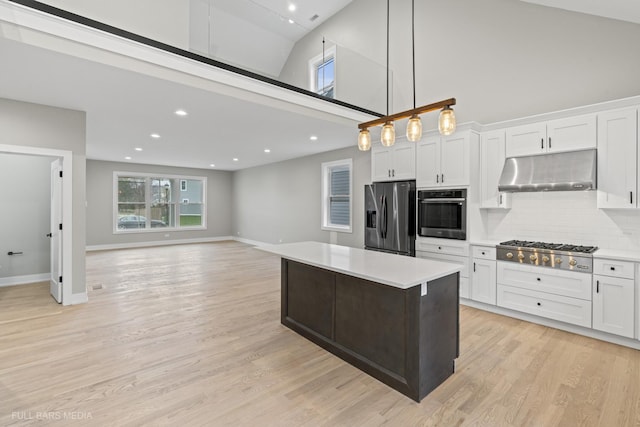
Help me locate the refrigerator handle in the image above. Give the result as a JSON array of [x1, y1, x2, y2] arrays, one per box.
[[381, 195, 387, 239]]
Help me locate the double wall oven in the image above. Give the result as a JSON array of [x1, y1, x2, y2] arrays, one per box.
[[418, 189, 467, 240]]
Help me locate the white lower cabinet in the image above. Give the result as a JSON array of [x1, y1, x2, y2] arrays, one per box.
[[592, 260, 635, 338], [471, 246, 497, 305], [496, 261, 592, 328], [497, 285, 592, 328], [416, 238, 469, 299]]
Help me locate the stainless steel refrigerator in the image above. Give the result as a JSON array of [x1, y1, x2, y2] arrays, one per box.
[[365, 181, 416, 256]]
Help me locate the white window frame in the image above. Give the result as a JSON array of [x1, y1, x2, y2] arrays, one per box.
[[308, 45, 337, 98], [113, 171, 207, 233], [321, 158, 352, 233]]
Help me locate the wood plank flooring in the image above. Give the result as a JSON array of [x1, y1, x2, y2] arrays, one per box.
[[1, 241, 639, 426]]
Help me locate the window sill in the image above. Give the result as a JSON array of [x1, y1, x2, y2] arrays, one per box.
[[321, 225, 352, 234], [114, 226, 207, 234]]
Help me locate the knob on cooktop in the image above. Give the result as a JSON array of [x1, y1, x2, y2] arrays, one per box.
[[506, 252, 514, 259]]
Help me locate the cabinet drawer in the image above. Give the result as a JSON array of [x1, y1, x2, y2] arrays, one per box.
[[593, 258, 635, 279], [497, 285, 592, 328], [416, 251, 469, 278], [416, 239, 469, 256], [497, 262, 591, 300], [472, 246, 496, 260]]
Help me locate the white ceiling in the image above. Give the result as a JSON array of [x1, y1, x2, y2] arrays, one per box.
[[1, 0, 639, 173], [520, 0, 640, 25]]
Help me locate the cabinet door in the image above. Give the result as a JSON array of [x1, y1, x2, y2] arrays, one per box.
[[547, 114, 596, 153], [371, 146, 393, 182], [440, 133, 469, 186], [505, 122, 547, 157], [480, 130, 509, 208], [392, 142, 416, 180], [471, 259, 496, 305], [596, 109, 637, 209], [593, 275, 635, 338], [416, 136, 440, 187]]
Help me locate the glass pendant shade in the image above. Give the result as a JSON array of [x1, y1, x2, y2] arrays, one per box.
[[406, 115, 422, 142], [381, 122, 395, 146], [439, 107, 456, 136], [358, 129, 371, 151]]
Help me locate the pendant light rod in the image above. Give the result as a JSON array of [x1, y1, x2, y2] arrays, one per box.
[[358, 98, 456, 130], [411, 0, 416, 109], [386, 0, 390, 117]]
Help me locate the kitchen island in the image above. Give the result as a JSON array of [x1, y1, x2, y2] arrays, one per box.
[[258, 241, 462, 402]]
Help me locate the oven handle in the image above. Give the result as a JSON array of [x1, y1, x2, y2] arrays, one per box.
[[420, 198, 466, 203]]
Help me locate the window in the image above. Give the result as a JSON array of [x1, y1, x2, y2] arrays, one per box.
[[114, 172, 206, 232], [321, 159, 352, 233], [309, 45, 336, 99]]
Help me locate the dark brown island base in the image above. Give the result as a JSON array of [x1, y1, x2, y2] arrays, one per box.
[[258, 242, 462, 402]]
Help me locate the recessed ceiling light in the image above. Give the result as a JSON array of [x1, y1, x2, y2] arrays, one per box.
[[175, 109, 188, 116], [233, 158, 239, 162], [288, 19, 295, 24], [264, 149, 271, 153], [125, 156, 132, 160], [209, 164, 215, 167], [135, 147, 143, 151], [288, 4, 296, 12], [150, 133, 160, 139], [310, 135, 318, 141]]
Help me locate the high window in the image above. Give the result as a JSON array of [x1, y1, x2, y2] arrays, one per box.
[[321, 159, 352, 233], [114, 172, 206, 232], [309, 46, 336, 99]]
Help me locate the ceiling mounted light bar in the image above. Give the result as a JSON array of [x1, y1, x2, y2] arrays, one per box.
[[358, 98, 456, 131]]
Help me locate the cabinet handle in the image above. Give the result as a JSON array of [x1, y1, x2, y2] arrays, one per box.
[[392, 169, 395, 177], [541, 138, 544, 149], [548, 137, 552, 149], [499, 194, 503, 205], [537, 302, 541, 306], [631, 192, 634, 205], [388, 170, 391, 178], [482, 251, 485, 255], [473, 262, 476, 272], [438, 246, 442, 250], [536, 277, 541, 282], [610, 266, 616, 271], [441, 174, 444, 183], [596, 280, 600, 293], [436, 174, 439, 183]]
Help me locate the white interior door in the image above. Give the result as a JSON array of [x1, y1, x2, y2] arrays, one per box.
[[50, 159, 63, 303]]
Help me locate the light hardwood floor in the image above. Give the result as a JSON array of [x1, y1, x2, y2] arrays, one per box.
[[1, 241, 639, 426]]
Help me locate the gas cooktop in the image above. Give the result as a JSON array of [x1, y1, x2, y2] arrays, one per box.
[[496, 240, 598, 272], [498, 240, 598, 254]]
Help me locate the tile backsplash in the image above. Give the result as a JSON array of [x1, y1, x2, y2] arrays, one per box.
[[484, 191, 640, 250]]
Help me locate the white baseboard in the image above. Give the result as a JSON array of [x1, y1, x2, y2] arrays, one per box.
[[86, 236, 235, 252], [0, 273, 49, 288], [232, 236, 269, 247], [64, 292, 88, 306]]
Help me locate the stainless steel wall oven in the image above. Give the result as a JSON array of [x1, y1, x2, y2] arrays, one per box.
[[418, 189, 467, 240]]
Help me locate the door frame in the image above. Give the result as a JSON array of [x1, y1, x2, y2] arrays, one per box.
[[0, 144, 73, 305]]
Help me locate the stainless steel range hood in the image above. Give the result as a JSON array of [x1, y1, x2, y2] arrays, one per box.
[[498, 149, 597, 193]]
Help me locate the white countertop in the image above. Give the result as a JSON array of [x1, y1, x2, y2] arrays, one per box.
[[256, 242, 462, 289], [594, 249, 640, 263]]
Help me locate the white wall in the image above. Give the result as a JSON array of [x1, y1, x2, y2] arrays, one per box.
[[0, 98, 86, 295], [232, 145, 370, 248], [0, 153, 54, 280], [280, 0, 640, 127], [86, 160, 233, 247], [39, 0, 190, 49]]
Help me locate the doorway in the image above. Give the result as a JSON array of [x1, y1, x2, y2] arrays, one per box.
[[0, 144, 73, 305]]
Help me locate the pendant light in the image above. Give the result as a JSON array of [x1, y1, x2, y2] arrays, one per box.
[[381, 0, 394, 146], [358, 128, 371, 150], [406, 0, 422, 142], [439, 106, 456, 135]]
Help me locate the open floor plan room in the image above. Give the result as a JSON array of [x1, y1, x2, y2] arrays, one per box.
[[1, 241, 638, 426]]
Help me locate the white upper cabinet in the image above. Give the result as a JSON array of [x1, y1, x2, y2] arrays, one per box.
[[371, 141, 416, 182], [505, 114, 596, 158], [416, 130, 473, 188], [597, 108, 638, 209], [480, 130, 510, 209]]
